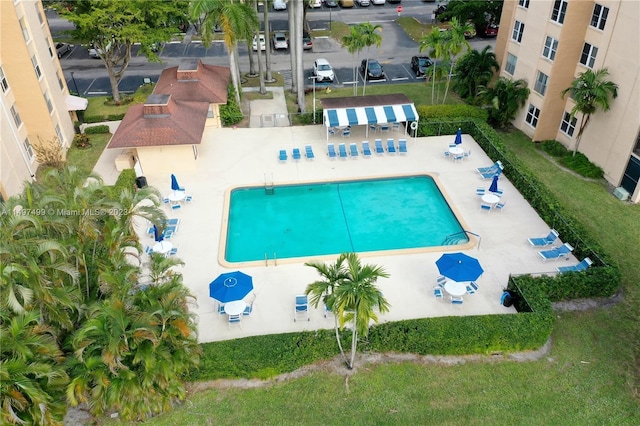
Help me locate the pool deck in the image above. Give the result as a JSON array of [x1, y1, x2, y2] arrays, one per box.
[[98, 125, 571, 343]]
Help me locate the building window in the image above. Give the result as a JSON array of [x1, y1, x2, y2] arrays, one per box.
[[512, 21, 525, 43], [560, 112, 577, 137], [35, 3, 44, 24], [44, 91, 53, 113], [551, 0, 568, 24], [505, 53, 517, 75], [518, 0, 530, 8], [0, 66, 8, 93], [55, 124, 64, 146], [542, 36, 559, 61], [46, 37, 54, 58], [580, 43, 598, 68], [31, 55, 42, 79], [534, 71, 549, 96], [19, 18, 30, 42], [525, 104, 540, 128], [56, 71, 64, 90], [11, 105, 22, 127], [591, 4, 609, 30], [24, 138, 34, 160]]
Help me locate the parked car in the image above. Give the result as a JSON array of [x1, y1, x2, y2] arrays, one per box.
[[410, 55, 433, 76], [55, 42, 72, 58], [273, 0, 287, 10], [252, 34, 266, 51], [313, 58, 335, 82], [464, 22, 477, 39], [272, 32, 289, 50], [309, 0, 322, 7], [356, 0, 370, 6], [302, 31, 313, 50], [339, 0, 354, 7], [88, 41, 111, 58], [324, 0, 339, 6], [372, 0, 385, 4], [360, 59, 385, 80], [481, 22, 499, 37]]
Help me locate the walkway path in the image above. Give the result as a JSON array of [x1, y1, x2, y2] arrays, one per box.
[[243, 86, 290, 128]]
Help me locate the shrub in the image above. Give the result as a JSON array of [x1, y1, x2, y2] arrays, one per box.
[[561, 153, 604, 179], [107, 113, 126, 121], [220, 85, 244, 126], [32, 135, 64, 168], [84, 115, 106, 123], [113, 169, 136, 193], [416, 104, 488, 122], [84, 125, 110, 134], [540, 139, 568, 157], [73, 133, 91, 148]]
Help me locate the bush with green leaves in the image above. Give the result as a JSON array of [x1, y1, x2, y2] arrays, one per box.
[[220, 84, 244, 126], [560, 153, 604, 179], [84, 125, 110, 134]]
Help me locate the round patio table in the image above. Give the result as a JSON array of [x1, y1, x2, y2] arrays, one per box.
[[449, 146, 464, 155], [223, 300, 247, 316], [168, 191, 186, 203], [444, 281, 467, 297], [482, 193, 500, 205], [152, 241, 173, 254]]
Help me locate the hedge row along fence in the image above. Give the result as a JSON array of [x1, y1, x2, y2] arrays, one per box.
[[187, 111, 622, 381]]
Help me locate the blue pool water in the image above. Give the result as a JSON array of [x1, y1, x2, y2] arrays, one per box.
[[225, 175, 467, 262]]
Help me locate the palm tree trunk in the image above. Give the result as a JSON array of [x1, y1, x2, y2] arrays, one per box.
[[333, 316, 348, 364], [348, 322, 358, 369], [264, 1, 273, 82], [431, 65, 436, 104], [289, 1, 297, 94], [296, 0, 305, 112], [573, 114, 590, 156], [362, 49, 369, 96], [443, 62, 454, 104], [248, 42, 257, 76], [229, 48, 241, 105]]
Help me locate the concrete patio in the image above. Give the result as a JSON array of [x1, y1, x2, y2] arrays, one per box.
[[95, 124, 571, 343]]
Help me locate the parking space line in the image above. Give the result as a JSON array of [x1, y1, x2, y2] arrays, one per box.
[[391, 77, 409, 81]]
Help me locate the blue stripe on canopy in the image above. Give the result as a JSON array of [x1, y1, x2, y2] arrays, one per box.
[[402, 104, 417, 121], [383, 106, 396, 123], [327, 109, 339, 127], [365, 107, 377, 124], [346, 108, 359, 125]]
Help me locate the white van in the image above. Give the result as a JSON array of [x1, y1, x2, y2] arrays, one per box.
[[274, 0, 287, 10]]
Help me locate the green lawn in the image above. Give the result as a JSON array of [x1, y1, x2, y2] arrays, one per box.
[[84, 84, 155, 118], [64, 133, 112, 177]]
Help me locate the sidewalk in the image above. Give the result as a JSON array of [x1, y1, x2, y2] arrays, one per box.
[[243, 86, 290, 128]]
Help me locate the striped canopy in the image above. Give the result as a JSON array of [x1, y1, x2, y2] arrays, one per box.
[[323, 103, 418, 128]]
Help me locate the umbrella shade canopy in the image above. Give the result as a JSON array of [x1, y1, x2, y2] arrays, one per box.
[[436, 253, 484, 282], [209, 271, 254, 303], [454, 128, 462, 145], [153, 224, 163, 242], [171, 174, 183, 191], [489, 174, 499, 193]]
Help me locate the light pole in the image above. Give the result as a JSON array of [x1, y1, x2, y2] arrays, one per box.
[[308, 76, 316, 124], [70, 72, 79, 95]]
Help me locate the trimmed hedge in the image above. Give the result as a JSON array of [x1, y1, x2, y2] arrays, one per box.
[[113, 169, 136, 193], [540, 140, 604, 179], [417, 104, 488, 122], [84, 125, 110, 134]]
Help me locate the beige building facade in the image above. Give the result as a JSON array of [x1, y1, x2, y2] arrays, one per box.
[[0, 0, 76, 200], [495, 0, 640, 203]]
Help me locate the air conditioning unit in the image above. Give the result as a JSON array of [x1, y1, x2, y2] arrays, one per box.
[[613, 187, 629, 201]]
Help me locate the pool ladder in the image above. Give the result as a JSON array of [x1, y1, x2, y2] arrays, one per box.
[[264, 252, 277, 266], [264, 173, 274, 195]]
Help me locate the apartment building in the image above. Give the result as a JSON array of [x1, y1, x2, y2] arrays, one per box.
[[1, 0, 77, 201], [495, 0, 640, 203]]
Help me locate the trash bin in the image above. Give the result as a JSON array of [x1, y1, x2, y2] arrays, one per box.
[[135, 176, 147, 189], [500, 291, 514, 307]]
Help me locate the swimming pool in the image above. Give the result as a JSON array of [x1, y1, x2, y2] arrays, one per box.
[[222, 175, 469, 264]]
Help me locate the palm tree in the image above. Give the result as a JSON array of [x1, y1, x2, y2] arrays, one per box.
[[305, 254, 350, 363], [358, 23, 383, 96], [342, 26, 367, 96], [453, 45, 499, 102], [254, 1, 266, 94], [1, 310, 69, 426], [419, 27, 448, 104], [295, 0, 305, 111], [561, 68, 618, 156], [479, 77, 530, 128], [332, 253, 390, 369], [442, 17, 473, 103], [189, 0, 259, 104], [263, 0, 274, 82]]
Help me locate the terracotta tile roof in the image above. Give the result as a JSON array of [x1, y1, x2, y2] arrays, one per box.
[[154, 59, 230, 104], [321, 94, 413, 109], [107, 95, 209, 149]]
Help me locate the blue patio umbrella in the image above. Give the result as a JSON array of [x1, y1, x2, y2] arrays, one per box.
[[489, 173, 500, 193], [454, 128, 463, 145], [170, 174, 184, 191], [436, 253, 484, 282], [209, 271, 254, 303], [153, 224, 164, 242]]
